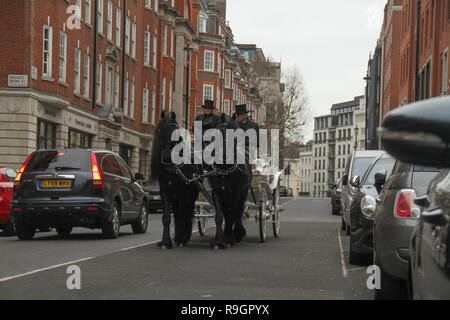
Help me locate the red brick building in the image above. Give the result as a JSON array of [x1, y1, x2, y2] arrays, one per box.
[[380, 0, 449, 120], [0, 0, 268, 174]]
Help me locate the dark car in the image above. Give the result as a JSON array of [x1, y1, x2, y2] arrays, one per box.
[[143, 180, 163, 214], [379, 95, 450, 299], [341, 150, 384, 235], [348, 153, 396, 265], [11, 149, 149, 240], [330, 178, 342, 215], [373, 162, 439, 299], [280, 186, 289, 197], [0, 167, 18, 235]]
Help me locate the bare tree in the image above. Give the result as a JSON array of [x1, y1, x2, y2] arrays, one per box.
[[257, 65, 311, 167]]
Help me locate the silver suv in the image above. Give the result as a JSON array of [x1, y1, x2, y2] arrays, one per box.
[[341, 150, 384, 235]]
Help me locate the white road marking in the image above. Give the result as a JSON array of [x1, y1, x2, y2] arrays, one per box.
[[337, 228, 348, 278], [120, 240, 161, 251], [281, 197, 299, 207], [0, 257, 95, 283]]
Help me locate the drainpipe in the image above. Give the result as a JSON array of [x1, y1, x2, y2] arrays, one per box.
[[414, 0, 421, 101], [121, 0, 127, 111], [92, 0, 98, 109]]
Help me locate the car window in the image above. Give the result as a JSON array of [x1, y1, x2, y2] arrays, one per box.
[[101, 155, 122, 176], [25, 150, 91, 172], [363, 158, 396, 186], [412, 166, 440, 196], [116, 157, 133, 180], [351, 157, 376, 179], [4, 168, 18, 182]]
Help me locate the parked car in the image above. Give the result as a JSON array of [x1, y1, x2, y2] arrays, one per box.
[[288, 188, 294, 197], [280, 186, 289, 197], [11, 149, 149, 240], [373, 162, 439, 299], [379, 95, 450, 299], [0, 167, 18, 235], [341, 150, 384, 235], [347, 153, 396, 265], [143, 180, 163, 214], [330, 178, 342, 215]]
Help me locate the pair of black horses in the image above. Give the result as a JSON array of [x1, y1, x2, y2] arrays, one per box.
[[150, 111, 251, 250]]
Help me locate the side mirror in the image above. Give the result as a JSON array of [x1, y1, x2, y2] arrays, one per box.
[[350, 176, 360, 188], [134, 173, 145, 181], [374, 170, 387, 186], [379, 96, 450, 168], [342, 175, 348, 186]]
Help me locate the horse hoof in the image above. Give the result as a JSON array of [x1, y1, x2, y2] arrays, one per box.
[[226, 243, 233, 249], [177, 243, 186, 248], [213, 245, 221, 250]]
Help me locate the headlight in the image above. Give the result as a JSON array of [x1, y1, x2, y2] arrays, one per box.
[[361, 195, 377, 220]]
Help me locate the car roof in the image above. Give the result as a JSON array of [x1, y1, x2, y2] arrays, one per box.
[[33, 149, 116, 154], [353, 150, 386, 158]]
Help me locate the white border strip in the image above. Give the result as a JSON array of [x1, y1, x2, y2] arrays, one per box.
[[337, 228, 348, 278]]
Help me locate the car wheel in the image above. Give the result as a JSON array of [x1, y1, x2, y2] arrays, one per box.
[[102, 202, 121, 239], [56, 226, 73, 237], [15, 223, 36, 240], [3, 218, 16, 236], [349, 234, 370, 265], [132, 203, 149, 234], [374, 266, 408, 300]]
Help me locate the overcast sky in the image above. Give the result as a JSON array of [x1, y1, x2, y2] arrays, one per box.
[[227, 0, 387, 140]]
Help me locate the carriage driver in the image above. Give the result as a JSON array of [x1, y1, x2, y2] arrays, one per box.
[[193, 99, 220, 136], [234, 104, 260, 148]]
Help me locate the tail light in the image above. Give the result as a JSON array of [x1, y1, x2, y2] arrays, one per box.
[[394, 189, 421, 218], [14, 153, 34, 190], [90, 152, 104, 189]]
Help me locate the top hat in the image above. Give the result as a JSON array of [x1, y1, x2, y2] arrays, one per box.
[[202, 100, 216, 110], [235, 104, 254, 115]]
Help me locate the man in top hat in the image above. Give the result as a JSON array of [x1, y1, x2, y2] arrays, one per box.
[[193, 99, 220, 136], [234, 104, 260, 162], [235, 104, 260, 145]]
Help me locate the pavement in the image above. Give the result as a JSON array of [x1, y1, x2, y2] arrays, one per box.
[[0, 197, 373, 300]]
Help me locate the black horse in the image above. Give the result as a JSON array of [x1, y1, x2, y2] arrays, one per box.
[[150, 112, 200, 249], [207, 114, 251, 249]]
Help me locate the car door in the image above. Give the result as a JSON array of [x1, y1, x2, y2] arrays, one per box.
[[100, 154, 124, 213], [116, 156, 140, 220], [415, 169, 450, 299]]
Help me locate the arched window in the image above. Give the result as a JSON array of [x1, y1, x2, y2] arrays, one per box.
[[184, 2, 190, 19], [198, 11, 207, 33]]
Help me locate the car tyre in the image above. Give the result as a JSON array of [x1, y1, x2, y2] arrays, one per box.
[[349, 234, 370, 265], [102, 202, 121, 239], [15, 223, 36, 240], [3, 218, 16, 236], [132, 203, 149, 234], [374, 265, 408, 300], [56, 226, 73, 237]]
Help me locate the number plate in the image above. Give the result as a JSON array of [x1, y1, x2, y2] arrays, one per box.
[[40, 180, 72, 188]]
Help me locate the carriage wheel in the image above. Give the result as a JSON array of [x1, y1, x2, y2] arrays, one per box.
[[258, 192, 267, 243], [272, 183, 281, 238], [198, 217, 208, 237]]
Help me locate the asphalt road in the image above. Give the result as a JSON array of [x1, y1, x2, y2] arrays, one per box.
[[0, 198, 373, 300]]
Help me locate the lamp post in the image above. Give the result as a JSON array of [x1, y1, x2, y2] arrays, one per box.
[[363, 75, 371, 150], [354, 125, 359, 151], [184, 44, 194, 131]]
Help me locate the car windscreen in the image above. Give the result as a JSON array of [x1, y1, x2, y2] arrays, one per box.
[[363, 158, 396, 186], [351, 157, 376, 179], [25, 151, 91, 172], [412, 166, 441, 196]]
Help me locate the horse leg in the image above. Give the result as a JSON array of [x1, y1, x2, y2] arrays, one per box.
[[158, 192, 173, 250], [233, 188, 248, 243], [211, 191, 226, 250]]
